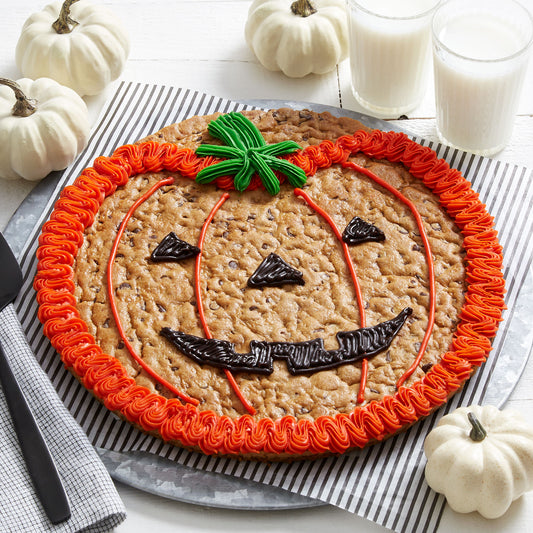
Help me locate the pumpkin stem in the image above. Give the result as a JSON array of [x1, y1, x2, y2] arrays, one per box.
[[0, 78, 37, 117], [52, 0, 80, 34], [291, 0, 317, 17], [468, 412, 488, 442]]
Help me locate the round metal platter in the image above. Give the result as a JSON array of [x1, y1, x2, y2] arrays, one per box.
[[5, 100, 530, 510]]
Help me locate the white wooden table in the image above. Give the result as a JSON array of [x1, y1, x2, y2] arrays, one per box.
[[1, 2, 532, 532]]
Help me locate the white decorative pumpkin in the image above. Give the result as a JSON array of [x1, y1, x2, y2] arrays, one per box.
[[424, 405, 533, 519], [245, 0, 348, 78], [0, 77, 90, 181], [15, 0, 130, 96]]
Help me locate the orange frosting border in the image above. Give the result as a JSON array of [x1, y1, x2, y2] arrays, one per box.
[[34, 128, 505, 457]]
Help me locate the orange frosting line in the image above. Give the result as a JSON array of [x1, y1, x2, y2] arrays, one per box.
[[293, 188, 366, 325], [32, 130, 506, 457], [106, 176, 200, 406], [194, 192, 230, 339], [358, 358, 369, 404], [340, 160, 436, 389], [293, 187, 368, 404], [194, 192, 256, 416]]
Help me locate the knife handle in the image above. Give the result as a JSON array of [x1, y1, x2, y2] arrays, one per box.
[[0, 340, 71, 524]]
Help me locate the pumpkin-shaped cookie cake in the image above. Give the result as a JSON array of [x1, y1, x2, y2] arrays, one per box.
[[34, 109, 505, 459]]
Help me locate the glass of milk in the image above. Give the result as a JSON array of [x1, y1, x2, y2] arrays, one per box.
[[432, 0, 533, 155], [346, 0, 441, 117]]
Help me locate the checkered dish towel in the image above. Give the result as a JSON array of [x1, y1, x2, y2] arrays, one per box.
[[0, 304, 126, 533]]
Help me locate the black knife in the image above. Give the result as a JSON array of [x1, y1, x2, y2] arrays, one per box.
[[0, 231, 70, 524]]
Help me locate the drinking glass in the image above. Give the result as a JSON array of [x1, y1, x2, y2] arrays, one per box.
[[346, 0, 440, 117], [432, 0, 533, 155]]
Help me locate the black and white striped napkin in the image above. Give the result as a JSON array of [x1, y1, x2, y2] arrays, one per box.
[[10, 82, 533, 533]]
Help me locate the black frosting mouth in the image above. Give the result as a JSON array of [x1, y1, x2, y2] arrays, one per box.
[[160, 307, 412, 375]]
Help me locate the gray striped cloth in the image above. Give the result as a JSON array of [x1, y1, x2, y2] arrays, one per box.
[[9, 82, 533, 533], [0, 304, 126, 532]]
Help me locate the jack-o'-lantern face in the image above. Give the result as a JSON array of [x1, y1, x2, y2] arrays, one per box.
[[70, 110, 468, 421], [155, 219, 411, 370]]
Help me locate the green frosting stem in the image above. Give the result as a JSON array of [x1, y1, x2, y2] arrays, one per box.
[[257, 140, 301, 157], [195, 145, 242, 159], [208, 118, 247, 150], [263, 154, 307, 188], [233, 155, 254, 191], [195, 159, 244, 184], [249, 151, 280, 195], [195, 112, 307, 195], [230, 112, 266, 147]]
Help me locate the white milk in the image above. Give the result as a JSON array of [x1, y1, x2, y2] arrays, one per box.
[[433, 7, 532, 154], [347, 0, 439, 115]]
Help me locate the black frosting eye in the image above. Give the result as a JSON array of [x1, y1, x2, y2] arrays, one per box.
[[150, 232, 200, 262], [342, 217, 385, 245], [247, 253, 305, 288]]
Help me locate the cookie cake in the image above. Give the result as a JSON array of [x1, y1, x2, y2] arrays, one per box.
[[34, 108, 505, 460]]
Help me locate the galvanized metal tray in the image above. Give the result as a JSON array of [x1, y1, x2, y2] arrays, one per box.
[[5, 100, 530, 511]]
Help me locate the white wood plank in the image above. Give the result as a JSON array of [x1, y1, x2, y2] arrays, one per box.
[[110, 1, 255, 62], [120, 59, 342, 107]]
